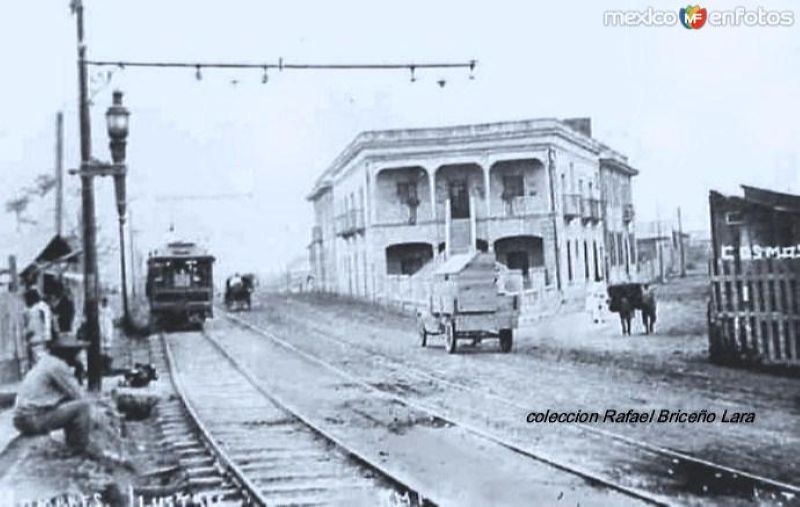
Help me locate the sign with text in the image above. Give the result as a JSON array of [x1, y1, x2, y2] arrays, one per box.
[[721, 244, 800, 261]]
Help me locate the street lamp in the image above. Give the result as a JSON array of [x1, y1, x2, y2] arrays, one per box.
[[68, 88, 129, 391], [106, 91, 130, 326]]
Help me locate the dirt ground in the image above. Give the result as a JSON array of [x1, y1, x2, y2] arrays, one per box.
[[0, 334, 180, 505], [202, 321, 650, 507], [236, 274, 798, 503]]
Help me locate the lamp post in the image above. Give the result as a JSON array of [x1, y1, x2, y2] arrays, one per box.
[[107, 91, 130, 327]]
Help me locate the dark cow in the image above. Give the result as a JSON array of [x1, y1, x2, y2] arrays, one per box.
[[640, 284, 657, 334], [608, 283, 654, 336], [618, 296, 633, 335]]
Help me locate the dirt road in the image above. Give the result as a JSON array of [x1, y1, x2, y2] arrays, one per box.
[[232, 278, 798, 504]]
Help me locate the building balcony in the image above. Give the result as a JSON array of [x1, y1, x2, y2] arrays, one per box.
[[582, 197, 602, 222], [311, 225, 323, 243], [498, 195, 544, 217], [335, 209, 366, 237], [562, 194, 581, 218], [623, 203, 635, 223]]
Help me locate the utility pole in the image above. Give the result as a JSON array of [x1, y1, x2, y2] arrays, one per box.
[[129, 206, 137, 299], [677, 206, 686, 277], [74, 0, 102, 391], [655, 213, 664, 284], [55, 112, 64, 236]]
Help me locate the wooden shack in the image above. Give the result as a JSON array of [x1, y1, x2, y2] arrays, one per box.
[[708, 185, 800, 368]]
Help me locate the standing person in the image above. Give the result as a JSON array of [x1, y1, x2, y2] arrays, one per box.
[[23, 289, 53, 360], [52, 284, 76, 334], [99, 297, 115, 353]]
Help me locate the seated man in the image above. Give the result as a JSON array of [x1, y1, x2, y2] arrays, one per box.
[[13, 340, 92, 454]]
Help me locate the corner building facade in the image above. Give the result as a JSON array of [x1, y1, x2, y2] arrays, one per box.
[[307, 118, 638, 301]]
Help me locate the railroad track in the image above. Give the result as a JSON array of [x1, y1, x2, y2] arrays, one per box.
[[225, 310, 800, 506], [159, 329, 419, 507], [151, 335, 245, 505]]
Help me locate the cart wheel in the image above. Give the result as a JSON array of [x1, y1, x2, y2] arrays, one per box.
[[445, 321, 457, 354], [417, 318, 428, 347], [499, 329, 513, 353]]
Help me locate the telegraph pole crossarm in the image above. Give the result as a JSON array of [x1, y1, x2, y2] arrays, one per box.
[[68, 161, 126, 178]]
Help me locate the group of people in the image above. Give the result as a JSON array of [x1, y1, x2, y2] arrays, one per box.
[[12, 284, 117, 460], [22, 286, 115, 361]]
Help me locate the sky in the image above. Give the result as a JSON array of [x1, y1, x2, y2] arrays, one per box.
[[1, 0, 799, 279]]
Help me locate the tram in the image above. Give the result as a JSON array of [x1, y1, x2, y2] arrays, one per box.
[[145, 241, 215, 329]]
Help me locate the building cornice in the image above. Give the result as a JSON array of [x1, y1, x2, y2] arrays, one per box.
[[599, 157, 639, 176], [307, 118, 634, 200]]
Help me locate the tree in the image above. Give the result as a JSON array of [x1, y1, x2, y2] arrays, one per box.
[[5, 195, 31, 231], [32, 174, 57, 197]]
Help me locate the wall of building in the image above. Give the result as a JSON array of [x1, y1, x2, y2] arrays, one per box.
[[311, 189, 337, 292], [600, 166, 636, 283], [0, 292, 24, 383]]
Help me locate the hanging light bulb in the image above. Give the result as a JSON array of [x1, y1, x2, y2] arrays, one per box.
[[262, 66, 269, 84], [409, 65, 416, 83], [437, 79, 446, 88], [195, 65, 202, 81], [469, 60, 476, 80]]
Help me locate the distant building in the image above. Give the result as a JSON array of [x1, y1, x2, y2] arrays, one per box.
[[283, 255, 313, 293], [307, 118, 639, 301], [636, 220, 690, 281]]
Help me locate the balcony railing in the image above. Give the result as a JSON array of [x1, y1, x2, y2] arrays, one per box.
[[590, 198, 602, 221], [562, 194, 581, 218], [335, 209, 366, 237], [623, 203, 635, 223], [500, 195, 541, 217], [581, 197, 602, 222]]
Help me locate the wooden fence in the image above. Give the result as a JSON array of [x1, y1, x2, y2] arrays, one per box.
[[709, 258, 800, 367]]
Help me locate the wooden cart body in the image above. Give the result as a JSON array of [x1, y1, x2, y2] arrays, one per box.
[[418, 252, 519, 353]]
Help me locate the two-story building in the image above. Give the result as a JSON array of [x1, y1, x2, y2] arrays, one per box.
[[307, 118, 638, 301]]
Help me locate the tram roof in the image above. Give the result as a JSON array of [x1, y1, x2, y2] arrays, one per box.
[[149, 241, 214, 261]]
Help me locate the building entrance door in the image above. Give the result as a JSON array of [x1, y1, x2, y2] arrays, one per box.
[[506, 251, 530, 278], [448, 180, 469, 219]]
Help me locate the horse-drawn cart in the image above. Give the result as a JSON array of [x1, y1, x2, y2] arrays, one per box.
[[224, 273, 255, 311], [416, 252, 520, 354]]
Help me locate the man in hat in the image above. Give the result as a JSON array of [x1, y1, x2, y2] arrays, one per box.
[[12, 339, 92, 454]]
